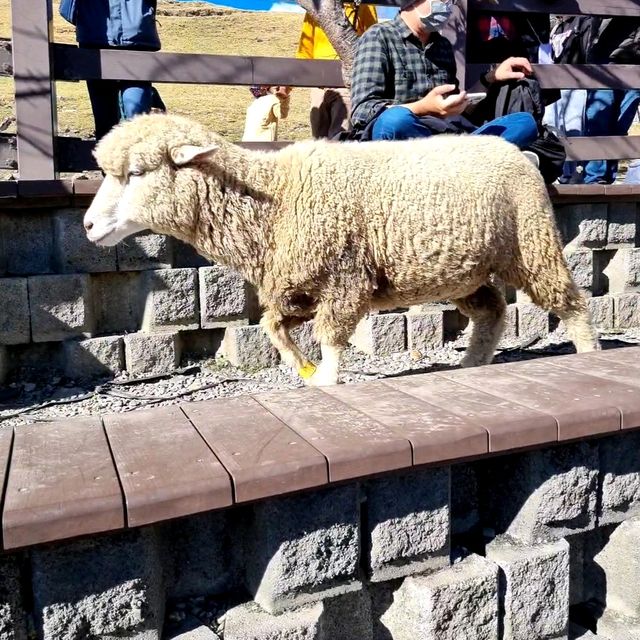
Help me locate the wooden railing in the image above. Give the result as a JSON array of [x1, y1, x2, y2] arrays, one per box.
[[1, 0, 640, 197]]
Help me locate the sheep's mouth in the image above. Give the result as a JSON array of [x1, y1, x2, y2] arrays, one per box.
[[89, 228, 118, 246]]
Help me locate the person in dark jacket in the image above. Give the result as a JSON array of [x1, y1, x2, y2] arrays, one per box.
[[583, 18, 640, 184], [61, 0, 162, 140]]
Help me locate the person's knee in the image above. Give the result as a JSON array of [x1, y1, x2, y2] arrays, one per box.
[[120, 85, 153, 119], [372, 106, 417, 140]]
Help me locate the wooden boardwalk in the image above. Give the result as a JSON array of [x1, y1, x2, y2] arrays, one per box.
[[2, 347, 640, 551]]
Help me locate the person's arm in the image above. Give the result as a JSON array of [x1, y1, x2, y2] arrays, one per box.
[[350, 27, 396, 128], [481, 56, 533, 86]]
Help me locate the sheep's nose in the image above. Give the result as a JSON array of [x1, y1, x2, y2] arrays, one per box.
[[84, 220, 93, 232]]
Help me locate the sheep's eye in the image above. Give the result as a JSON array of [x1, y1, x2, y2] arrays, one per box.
[[128, 168, 144, 178]]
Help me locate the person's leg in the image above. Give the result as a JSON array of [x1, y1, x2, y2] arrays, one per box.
[[583, 89, 617, 184], [371, 106, 434, 140], [472, 112, 538, 149], [326, 88, 351, 139], [119, 82, 153, 121], [309, 88, 329, 139], [86, 80, 121, 140]]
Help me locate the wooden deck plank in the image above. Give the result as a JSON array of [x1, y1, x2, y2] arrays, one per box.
[[254, 388, 412, 482], [181, 397, 328, 503], [387, 373, 557, 452], [0, 429, 13, 549], [548, 352, 640, 429], [2, 418, 123, 550], [593, 346, 640, 369], [103, 406, 232, 528], [322, 380, 488, 465], [441, 360, 625, 441]]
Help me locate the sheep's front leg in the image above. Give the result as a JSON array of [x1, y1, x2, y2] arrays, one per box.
[[261, 309, 316, 379]]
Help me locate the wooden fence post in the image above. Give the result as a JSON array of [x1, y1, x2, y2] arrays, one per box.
[[11, 0, 58, 181]]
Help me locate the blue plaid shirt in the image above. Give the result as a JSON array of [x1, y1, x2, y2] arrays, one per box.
[[350, 14, 458, 128]]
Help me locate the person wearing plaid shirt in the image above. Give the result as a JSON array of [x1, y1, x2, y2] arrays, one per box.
[[349, 0, 539, 149]]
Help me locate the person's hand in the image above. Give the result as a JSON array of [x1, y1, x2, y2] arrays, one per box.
[[407, 84, 468, 118], [492, 57, 533, 83]]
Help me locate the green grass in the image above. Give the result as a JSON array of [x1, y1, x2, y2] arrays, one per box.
[[0, 0, 313, 141]]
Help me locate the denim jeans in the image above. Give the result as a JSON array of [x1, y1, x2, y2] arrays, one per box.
[[86, 80, 153, 140], [371, 106, 539, 149], [583, 89, 640, 184]]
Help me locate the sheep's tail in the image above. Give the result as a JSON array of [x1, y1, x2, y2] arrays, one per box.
[[501, 180, 598, 352]]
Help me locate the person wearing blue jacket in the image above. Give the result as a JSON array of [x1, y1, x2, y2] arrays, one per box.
[[60, 0, 162, 140]]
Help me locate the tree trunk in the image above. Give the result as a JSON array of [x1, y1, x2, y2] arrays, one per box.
[[296, 0, 360, 86]]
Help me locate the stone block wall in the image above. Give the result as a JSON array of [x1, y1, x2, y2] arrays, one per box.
[[1, 431, 639, 639], [1, 201, 640, 383]]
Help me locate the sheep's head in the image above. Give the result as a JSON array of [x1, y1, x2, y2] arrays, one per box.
[[84, 113, 222, 246]]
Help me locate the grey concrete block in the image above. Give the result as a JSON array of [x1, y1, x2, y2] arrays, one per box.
[[557, 203, 608, 249], [92, 272, 142, 334], [166, 616, 219, 639], [0, 212, 53, 274], [0, 278, 30, 344], [31, 529, 163, 640], [0, 555, 28, 640], [499, 304, 518, 344], [199, 266, 253, 328], [124, 332, 180, 376], [53, 209, 117, 273], [487, 537, 570, 640], [604, 248, 640, 294], [117, 232, 172, 271], [245, 485, 360, 614], [222, 602, 323, 640], [221, 325, 279, 369], [406, 310, 444, 354], [162, 511, 239, 600], [614, 294, 640, 329], [29, 274, 95, 342], [290, 321, 321, 363], [477, 442, 598, 544], [321, 589, 373, 640], [9, 342, 64, 378], [607, 202, 637, 248], [63, 336, 124, 380], [172, 239, 211, 269], [380, 554, 499, 640], [451, 463, 480, 536], [597, 611, 640, 640], [516, 303, 549, 340], [181, 329, 225, 360], [565, 248, 594, 293], [141, 268, 199, 333], [350, 313, 406, 356], [594, 518, 640, 620], [599, 432, 640, 525], [588, 296, 614, 330], [366, 468, 450, 582]]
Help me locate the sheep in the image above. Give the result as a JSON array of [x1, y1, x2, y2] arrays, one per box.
[[83, 113, 598, 386]]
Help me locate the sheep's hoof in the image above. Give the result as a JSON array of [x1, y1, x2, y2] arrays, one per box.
[[305, 371, 339, 387], [460, 354, 490, 368]]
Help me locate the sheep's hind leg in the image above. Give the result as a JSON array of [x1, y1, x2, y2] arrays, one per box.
[[261, 309, 313, 376], [307, 294, 367, 387], [453, 283, 506, 368]]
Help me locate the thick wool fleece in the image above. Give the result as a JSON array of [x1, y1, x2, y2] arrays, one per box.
[[94, 113, 596, 362]]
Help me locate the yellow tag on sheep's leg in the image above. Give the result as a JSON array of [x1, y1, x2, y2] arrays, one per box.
[[298, 362, 317, 379]]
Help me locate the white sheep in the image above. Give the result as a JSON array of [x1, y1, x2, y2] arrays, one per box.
[[83, 114, 598, 386]]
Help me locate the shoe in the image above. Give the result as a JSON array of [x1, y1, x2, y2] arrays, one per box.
[[522, 150, 540, 168], [624, 160, 640, 185]]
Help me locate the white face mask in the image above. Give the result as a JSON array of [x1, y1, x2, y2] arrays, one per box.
[[417, 0, 454, 32]]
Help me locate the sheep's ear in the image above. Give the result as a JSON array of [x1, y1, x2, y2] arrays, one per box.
[[170, 144, 219, 166]]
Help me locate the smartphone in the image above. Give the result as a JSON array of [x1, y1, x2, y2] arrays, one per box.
[[466, 92, 487, 105]]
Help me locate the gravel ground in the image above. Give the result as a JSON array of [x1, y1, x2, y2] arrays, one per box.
[[2, 327, 639, 428]]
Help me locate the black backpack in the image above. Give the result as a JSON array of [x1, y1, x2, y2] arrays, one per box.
[[478, 77, 566, 184]]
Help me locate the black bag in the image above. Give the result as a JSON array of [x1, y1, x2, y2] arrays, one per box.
[[476, 77, 566, 183]]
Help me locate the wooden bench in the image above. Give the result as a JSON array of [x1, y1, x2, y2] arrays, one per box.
[[3, 346, 640, 551]]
